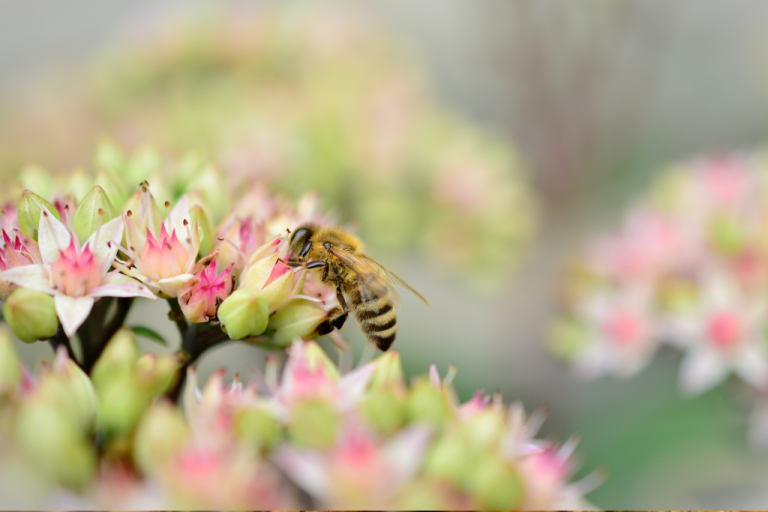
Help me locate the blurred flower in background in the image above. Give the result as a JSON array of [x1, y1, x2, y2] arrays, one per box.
[[551, 152, 768, 446], [0, 1, 537, 292]]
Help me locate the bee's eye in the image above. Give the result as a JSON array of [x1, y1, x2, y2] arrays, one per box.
[[290, 228, 308, 244], [299, 241, 312, 258]]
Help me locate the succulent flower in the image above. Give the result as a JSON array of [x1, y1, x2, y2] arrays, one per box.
[[178, 256, 235, 323], [0, 206, 155, 337]]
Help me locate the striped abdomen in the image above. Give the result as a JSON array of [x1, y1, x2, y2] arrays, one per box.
[[348, 282, 396, 351]]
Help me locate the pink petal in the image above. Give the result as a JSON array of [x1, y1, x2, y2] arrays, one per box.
[[87, 272, 157, 299], [0, 264, 55, 294]]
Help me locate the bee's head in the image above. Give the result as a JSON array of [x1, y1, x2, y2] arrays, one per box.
[[288, 224, 315, 262]]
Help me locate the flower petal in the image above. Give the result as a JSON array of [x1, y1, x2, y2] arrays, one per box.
[[165, 194, 191, 240], [84, 216, 124, 275], [155, 274, 196, 298], [734, 343, 768, 389], [54, 295, 95, 338], [87, 272, 157, 299], [38, 206, 73, 265], [336, 361, 377, 410], [679, 347, 728, 395], [271, 447, 329, 501], [0, 264, 55, 294]]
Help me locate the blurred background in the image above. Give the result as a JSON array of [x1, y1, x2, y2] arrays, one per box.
[[4, 0, 768, 508]]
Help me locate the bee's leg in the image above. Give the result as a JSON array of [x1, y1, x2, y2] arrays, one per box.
[[305, 261, 327, 269], [331, 285, 349, 330]]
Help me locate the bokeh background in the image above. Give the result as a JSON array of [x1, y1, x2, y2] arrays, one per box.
[[4, 0, 768, 508]]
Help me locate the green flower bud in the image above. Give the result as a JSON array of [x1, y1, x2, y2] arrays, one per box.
[[123, 184, 163, 237], [242, 253, 279, 291], [91, 329, 140, 389], [424, 430, 483, 485], [18, 164, 54, 200], [126, 146, 162, 185], [15, 400, 96, 489], [0, 327, 21, 393], [369, 350, 405, 391], [234, 406, 282, 453], [63, 169, 92, 203], [73, 185, 117, 244], [95, 170, 127, 212], [17, 189, 61, 240], [547, 317, 589, 362], [134, 353, 180, 395], [134, 400, 190, 474], [266, 299, 327, 346], [287, 398, 340, 449], [711, 214, 749, 256], [97, 375, 152, 437], [94, 139, 126, 182], [407, 378, 452, 429], [466, 454, 524, 510], [461, 409, 505, 449], [190, 204, 213, 256], [218, 289, 269, 340], [3, 288, 58, 343], [36, 357, 98, 431], [360, 389, 406, 436], [190, 165, 227, 221]]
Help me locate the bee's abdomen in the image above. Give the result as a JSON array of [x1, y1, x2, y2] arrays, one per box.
[[350, 289, 396, 351]]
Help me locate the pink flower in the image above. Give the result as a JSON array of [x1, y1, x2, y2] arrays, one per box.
[[0, 206, 156, 337], [117, 194, 201, 297], [273, 417, 431, 509], [178, 256, 235, 323], [0, 229, 41, 300]]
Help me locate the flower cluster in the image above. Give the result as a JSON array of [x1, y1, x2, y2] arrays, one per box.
[[550, 154, 768, 443], [0, 149, 337, 358], [0, 329, 596, 509], [0, 2, 536, 291]]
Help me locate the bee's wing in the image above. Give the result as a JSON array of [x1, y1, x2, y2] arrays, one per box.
[[360, 254, 430, 307], [325, 245, 429, 307]]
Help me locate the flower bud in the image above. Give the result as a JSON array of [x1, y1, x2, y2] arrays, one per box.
[[0, 327, 20, 393], [179, 257, 234, 323], [134, 400, 190, 474], [218, 288, 269, 340], [241, 253, 279, 291], [406, 377, 452, 429], [266, 299, 328, 346], [123, 184, 163, 238], [94, 139, 125, 180], [287, 398, 340, 449], [97, 375, 153, 437], [2, 288, 58, 343], [360, 389, 406, 436], [547, 317, 588, 362], [17, 189, 61, 240], [95, 170, 127, 210], [36, 349, 98, 431], [15, 400, 96, 489], [369, 350, 406, 391], [126, 146, 162, 185], [234, 406, 282, 453], [424, 430, 480, 485], [73, 185, 117, 244], [19, 164, 54, 200], [190, 165, 227, 221], [91, 329, 140, 388], [190, 204, 214, 256], [466, 453, 524, 510], [135, 352, 180, 395], [63, 169, 92, 203]]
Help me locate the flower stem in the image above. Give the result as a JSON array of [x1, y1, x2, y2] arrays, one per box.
[[48, 327, 80, 368], [166, 298, 188, 337]]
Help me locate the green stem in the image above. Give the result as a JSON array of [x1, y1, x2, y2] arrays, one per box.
[[166, 298, 188, 337], [48, 327, 80, 368]]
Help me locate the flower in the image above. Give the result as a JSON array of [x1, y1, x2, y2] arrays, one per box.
[[0, 206, 155, 337], [117, 190, 201, 297], [0, 228, 41, 300], [670, 275, 768, 394], [178, 256, 235, 323]]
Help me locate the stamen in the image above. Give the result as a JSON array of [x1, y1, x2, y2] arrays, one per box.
[[91, 208, 104, 251], [558, 435, 581, 461], [443, 364, 458, 386], [217, 237, 248, 267], [127, 210, 133, 217]]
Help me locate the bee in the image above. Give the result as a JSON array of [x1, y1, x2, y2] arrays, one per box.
[[285, 223, 429, 351]]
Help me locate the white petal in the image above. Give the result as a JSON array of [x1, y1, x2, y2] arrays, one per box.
[[54, 295, 95, 338], [38, 206, 73, 265], [0, 264, 55, 294], [155, 274, 196, 298], [84, 216, 124, 275], [679, 347, 729, 395], [573, 340, 612, 380], [336, 361, 377, 410], [164, 194, 191, 240], [271, 447, 329, 500], [734, 343, 768, 389], [87, 272, 157, 299], [383, 427, 432, 486]]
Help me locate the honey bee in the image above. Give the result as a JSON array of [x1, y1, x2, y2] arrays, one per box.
[[285, 223, 429, 351]]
